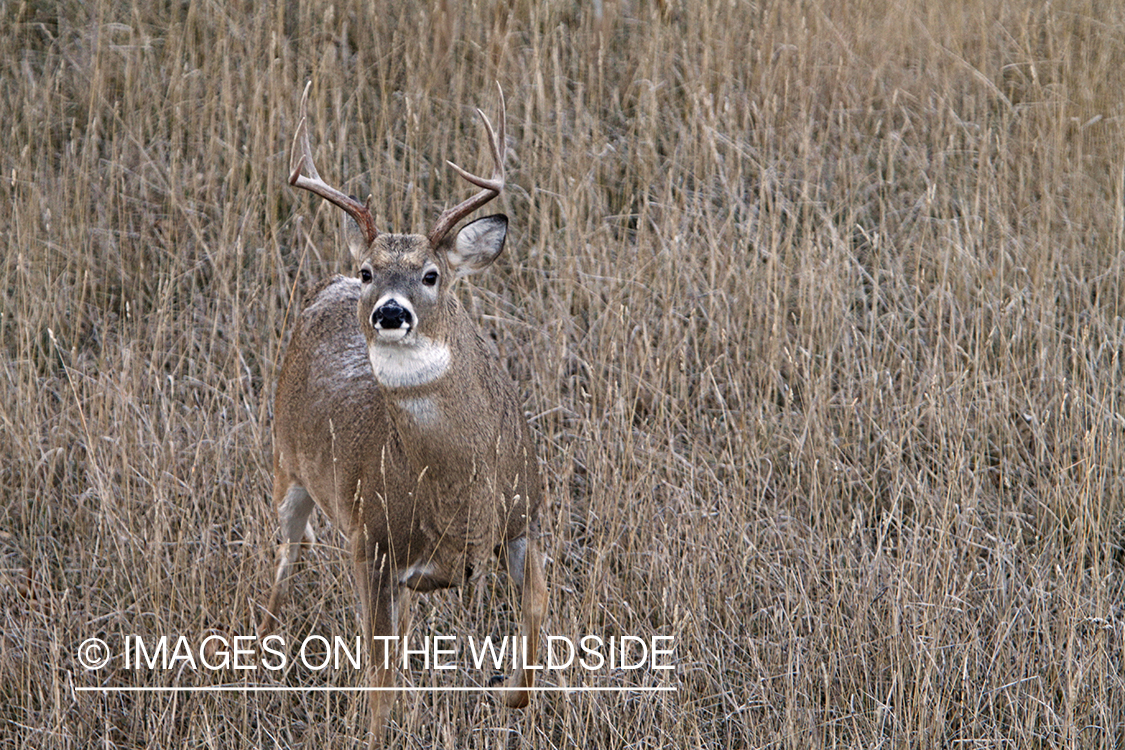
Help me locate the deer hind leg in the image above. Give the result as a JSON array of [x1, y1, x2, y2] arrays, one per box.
[[502, 535, 548, 708], [260, 483, 315, 636], [356, 548, 403, 749]]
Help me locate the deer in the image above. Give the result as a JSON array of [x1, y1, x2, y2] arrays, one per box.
[[260, 82, 547, 746]]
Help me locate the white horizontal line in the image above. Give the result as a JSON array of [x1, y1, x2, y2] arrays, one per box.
[[76, 686, 675, 693]]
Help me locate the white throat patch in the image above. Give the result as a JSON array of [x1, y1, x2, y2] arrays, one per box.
[[367, 335, 451, 388], [394, 396, 440, 427]]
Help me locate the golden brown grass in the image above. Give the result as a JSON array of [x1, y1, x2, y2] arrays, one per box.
[[2, 0, 1124, 747]]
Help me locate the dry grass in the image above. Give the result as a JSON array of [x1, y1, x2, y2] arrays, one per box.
[[2, 0, 1124, 747]]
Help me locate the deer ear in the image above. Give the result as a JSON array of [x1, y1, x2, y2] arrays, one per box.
[[343, 213, 369, 261], [446, 214, 508, 278]]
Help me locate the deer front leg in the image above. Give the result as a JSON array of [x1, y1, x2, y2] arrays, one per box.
[[355, 545, 401, 749], [260, 482, 315, 637], [502, 535, 547, 708]]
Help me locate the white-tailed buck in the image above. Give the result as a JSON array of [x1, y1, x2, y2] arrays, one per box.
[[261, 82, 547, 746]]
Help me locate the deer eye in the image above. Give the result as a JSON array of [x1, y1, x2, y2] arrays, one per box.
[[422, 270, 439, 287], [359, 267, 373, 284]]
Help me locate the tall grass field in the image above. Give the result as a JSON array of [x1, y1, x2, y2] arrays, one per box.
[[2, 0, 1124, 747]]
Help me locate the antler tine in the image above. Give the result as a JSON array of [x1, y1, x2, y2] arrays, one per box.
[[288, 82, 379, 244], [427, 84, 507, 247]]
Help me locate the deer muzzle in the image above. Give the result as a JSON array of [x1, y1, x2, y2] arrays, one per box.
[[372, 298, 414, 340]]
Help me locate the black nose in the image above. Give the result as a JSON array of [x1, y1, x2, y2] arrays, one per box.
[[373, 299, 412, 330]]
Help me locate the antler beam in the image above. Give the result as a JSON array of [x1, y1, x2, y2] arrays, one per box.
[[427, 84, 507, 247], [289, 82, 379, 245]]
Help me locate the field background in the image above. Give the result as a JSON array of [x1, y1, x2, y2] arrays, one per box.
[[2, 0, 1124, 747]]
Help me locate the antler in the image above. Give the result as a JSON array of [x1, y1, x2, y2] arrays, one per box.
[[427, 84, 506, 247], [289, 82, 379, 245]]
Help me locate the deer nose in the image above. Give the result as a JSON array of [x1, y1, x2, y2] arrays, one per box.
[[373, 299, 413, 330]]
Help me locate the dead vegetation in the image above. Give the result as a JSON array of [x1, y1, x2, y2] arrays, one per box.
[[1, 0, 1123, 747]]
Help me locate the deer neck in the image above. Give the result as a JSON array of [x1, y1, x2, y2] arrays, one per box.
[[366, 318, 498, 478], [366, 332, 451, 390], [362, 295, 458, 390]]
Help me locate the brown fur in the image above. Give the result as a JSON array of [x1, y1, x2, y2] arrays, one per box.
[[262, 238, 547, 746]]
